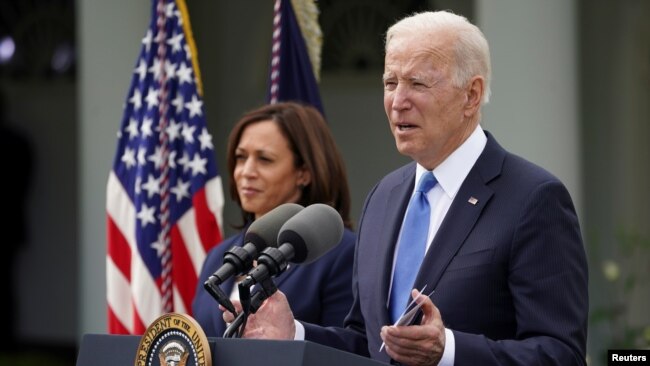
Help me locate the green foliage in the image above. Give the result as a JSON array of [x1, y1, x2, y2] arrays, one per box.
[[588, 228, 650, 363]]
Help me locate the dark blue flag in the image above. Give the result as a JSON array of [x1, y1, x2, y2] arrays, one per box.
[[267, 0, 324, 115]]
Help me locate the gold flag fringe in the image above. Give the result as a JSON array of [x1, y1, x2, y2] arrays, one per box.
[[175, 0, 204, 96], [291, 0, 322, 81]]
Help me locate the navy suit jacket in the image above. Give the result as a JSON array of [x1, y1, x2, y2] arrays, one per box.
[[304, 132, 588, 365], [192, 227, 356, 338]]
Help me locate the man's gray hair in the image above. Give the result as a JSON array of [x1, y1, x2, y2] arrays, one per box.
[[385, 11, 492, 104]]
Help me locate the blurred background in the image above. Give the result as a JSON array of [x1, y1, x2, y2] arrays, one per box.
[[0, 0, 648, 365]]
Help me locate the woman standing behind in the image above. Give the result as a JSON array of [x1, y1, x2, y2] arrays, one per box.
[[192, 102, 355, 337]]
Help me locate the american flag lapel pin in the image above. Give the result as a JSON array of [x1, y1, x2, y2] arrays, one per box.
[[468, 196, 478, 205]]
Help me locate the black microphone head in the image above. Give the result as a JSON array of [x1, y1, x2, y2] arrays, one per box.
[[277, 203, 344, 264], [244, 203, 304, 252]]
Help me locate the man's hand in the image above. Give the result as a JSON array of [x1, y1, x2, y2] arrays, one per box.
[[222, 290, 296, 340], [380, 289, 446, 366]]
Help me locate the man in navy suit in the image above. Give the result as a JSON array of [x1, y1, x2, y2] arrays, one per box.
[[227, 11, 588, 365]]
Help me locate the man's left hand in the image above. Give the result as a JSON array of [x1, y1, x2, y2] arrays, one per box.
[[380, 289, 446, 366]]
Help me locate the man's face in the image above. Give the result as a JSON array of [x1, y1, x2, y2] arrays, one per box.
[[383, 32, 473, 169]]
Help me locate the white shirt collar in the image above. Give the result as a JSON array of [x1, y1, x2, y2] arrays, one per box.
[[414, 125, 487, 199]]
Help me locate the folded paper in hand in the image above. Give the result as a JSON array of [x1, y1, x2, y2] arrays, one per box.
[[380, 285, 436, 352]]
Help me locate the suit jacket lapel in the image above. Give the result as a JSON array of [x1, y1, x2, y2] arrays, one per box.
[[414, 132, 504, 293], [414, 172, 493, 292]]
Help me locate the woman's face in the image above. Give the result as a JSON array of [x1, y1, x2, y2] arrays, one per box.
[[233, 120, 310, 219]]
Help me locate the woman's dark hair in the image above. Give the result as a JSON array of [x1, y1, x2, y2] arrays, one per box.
[[226, 102, 353, 229]]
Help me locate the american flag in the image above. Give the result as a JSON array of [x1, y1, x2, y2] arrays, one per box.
[[106, 0, 224, 334], [268, 0, 324, 113]]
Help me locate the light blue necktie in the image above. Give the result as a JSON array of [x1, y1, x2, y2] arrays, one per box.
[[389, 171, 437, 323]]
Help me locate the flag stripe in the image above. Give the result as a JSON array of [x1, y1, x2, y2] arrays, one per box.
[[173, 286, 188, 314], [106, 216, 132, 282], [107, 305, 130, 335], [205, 177, 225, 240], [171, 225, 198, 312], [192, 184, 223, 253], [131, 305, 148, 335], [177, 207, 209, 275], [107, 172, 137, 254], [106, 256, 133, 331]]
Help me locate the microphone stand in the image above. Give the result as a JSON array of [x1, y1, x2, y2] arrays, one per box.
[[204, 278, 237, 315], [222, 276, 279, 338], [248, 276, 278, 313], [222, 282, 249, 338], [223, 312, 246, 338]]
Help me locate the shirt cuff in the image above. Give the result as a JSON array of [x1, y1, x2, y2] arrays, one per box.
[[438, 328, 455, 366], [293, 320, 305, 341]]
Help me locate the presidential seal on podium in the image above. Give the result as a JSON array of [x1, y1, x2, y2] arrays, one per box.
[[135, 313, 212, 366]]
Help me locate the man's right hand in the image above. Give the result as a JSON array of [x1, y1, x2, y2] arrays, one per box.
[[222, 290, 296, 340]]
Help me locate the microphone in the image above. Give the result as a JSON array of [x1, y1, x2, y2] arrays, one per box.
[[241, 203, 344, 287], [203, 203, 303, 313], [224, 204, 343, 337], [205, 202, 304, 286]]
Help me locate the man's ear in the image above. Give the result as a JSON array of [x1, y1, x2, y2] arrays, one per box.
[[464, 76, 484, 117]]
